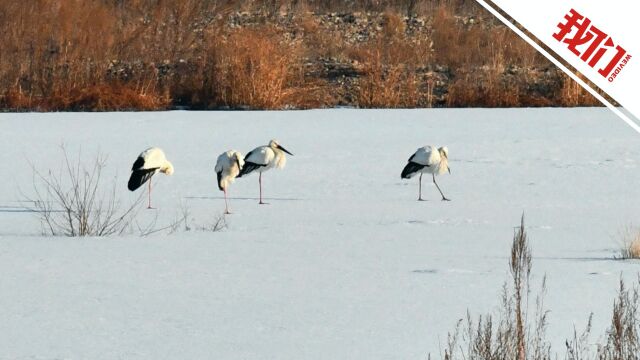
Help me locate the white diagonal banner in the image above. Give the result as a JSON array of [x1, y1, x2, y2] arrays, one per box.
[[476, 0, 640, 132]]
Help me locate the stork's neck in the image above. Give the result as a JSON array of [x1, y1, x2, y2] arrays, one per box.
[[271, 146, 287, 169], [438, 157, 448, 173], [272, 146, 284, 157]]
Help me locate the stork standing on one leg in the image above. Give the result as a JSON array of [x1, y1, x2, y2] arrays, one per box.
[[237, 139, 293, 205], [128, 147, 174, 209], [215, 150, 245, 214], [401, 145, 450, 201]]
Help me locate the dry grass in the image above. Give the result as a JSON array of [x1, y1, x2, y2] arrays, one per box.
[[351, 12, 430, 108], [446, 72, 522, 107], [617, 226, 640, 260], [355, 48, 421, 108], [436, 217, 640, 359], [213, 27, 299, 109], [211, 26, 327, 109], [440, 216, 552, 360], [565, 278, 640, 360], [596, 279, 640, 358], [0, 0, 601, 110], [557, 74, 603, 107]]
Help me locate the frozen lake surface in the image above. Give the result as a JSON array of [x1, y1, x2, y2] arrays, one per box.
[[1, 108, 639, 359]]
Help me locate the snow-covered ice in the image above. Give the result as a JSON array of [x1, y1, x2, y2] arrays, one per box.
[[0, 108, 639, 359]]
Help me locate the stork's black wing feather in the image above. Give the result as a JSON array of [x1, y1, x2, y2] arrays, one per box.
[[245, 149, 255, 159], [237, 162, 263, 178], [216, 171, 223, 191], [401, 162, 427, 179], [128, 168, 158, 191], [131, 156, 145, 171]]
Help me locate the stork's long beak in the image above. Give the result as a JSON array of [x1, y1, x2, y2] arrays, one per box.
[[277, 145, 293, 156], [448, 167, 451, 174]]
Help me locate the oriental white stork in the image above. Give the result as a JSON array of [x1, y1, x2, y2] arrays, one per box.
[[128, 147, 174, 209], [215, 150, 245, 214], [401, 145, 450, 201], [237, 139, 293, 204]]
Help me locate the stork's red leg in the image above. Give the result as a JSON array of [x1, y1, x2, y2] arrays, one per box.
[[224, 188, 231, 214], [259, 172, 264, 204], [433, 173, 450, 201], [147, 180, 152, 209]]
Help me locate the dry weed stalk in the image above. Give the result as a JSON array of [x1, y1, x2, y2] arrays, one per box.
[[24, 146, 143, 237], [596, 279, 640, 359], [437, 217, 640, 360], [441, 216, 551, 360], [136, 203, 227, 236]]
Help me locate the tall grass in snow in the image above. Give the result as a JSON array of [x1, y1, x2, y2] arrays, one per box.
[[437, 217, 640, 360], [440, 216, 551, 360]]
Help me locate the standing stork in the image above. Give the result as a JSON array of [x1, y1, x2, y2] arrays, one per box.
[[401, 145, 450, 201], [215, 150, 245, 214], [237, 139, 293, 205], [128, 147, 174, 209]]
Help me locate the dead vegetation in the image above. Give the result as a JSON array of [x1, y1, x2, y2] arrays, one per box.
[[436, 217, 640, 360], [440, 216, 551, 360], [24, 146, 143, 236], [22, 147, 228, 238], [136, 202, 227, 237], [211, 26, 327, 109], [617, 226, 640, 260], [0, 0, 601, 110]]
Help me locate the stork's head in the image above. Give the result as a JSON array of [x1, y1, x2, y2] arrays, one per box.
[[438, 146, 450, 174], [269, 139, 293, 155], [162, 161, 175, 175], [232, 151, 245, 169], [438, 146, 449, 159]]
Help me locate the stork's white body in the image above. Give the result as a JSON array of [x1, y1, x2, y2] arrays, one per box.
[[404, 146, 449, 177], [128, 147, 174, 208], [215, 150, 245, 214], [237, 139, 293, 204], [139, 147, 172, 171], [215, 150, 245, 191], [401, 145, 450, 201], [244, 145, 287, 173]]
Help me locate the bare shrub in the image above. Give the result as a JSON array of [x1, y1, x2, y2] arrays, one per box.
[[446, 72, 522, 107], [43, 84, 170, 111], [212, 26, 326, 109], [382, 11, 406, 38], [616, 226, 640, 260], [431, 5, 467, 68], [352, 21, 429, 108], [357, 61, 420, 108], [24, 146, 142, 237]]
